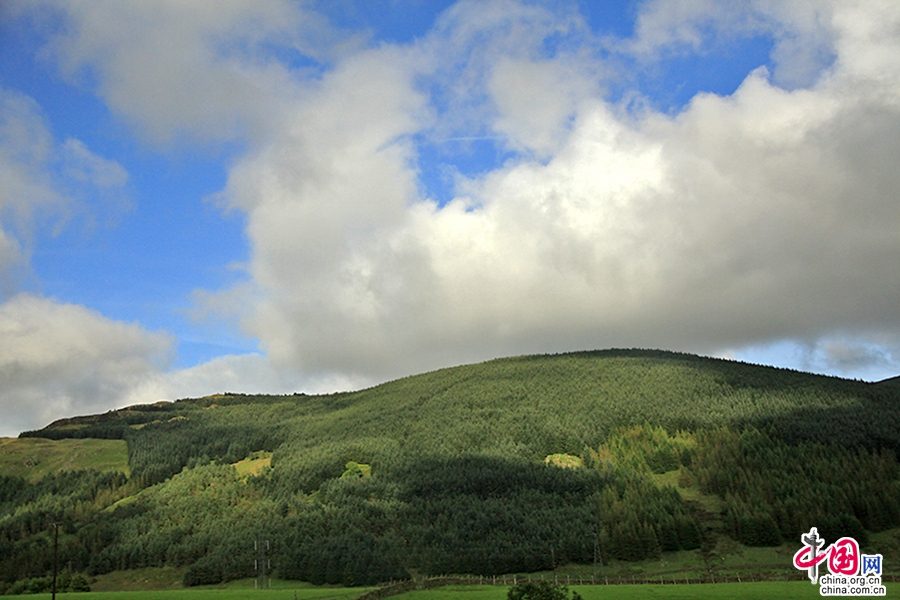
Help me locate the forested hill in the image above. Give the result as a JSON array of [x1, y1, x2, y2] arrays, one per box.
[[4, 349, 900, 590], [26, 348, 900, 456], [878, 374, 900, 387]]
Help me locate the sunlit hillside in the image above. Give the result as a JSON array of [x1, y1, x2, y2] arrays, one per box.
[[2, 349, 899, 592]]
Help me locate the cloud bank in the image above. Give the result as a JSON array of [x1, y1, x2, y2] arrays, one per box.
[[215, 0, 900, 381], [0, 294, 170, 434]]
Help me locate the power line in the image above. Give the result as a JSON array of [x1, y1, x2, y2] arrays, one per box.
[[255, 538, 271, 589]]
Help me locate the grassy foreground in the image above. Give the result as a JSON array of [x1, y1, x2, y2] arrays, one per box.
[[393, 581, 897, 599], [6, 580, 898, 600], [2, 587, 364, 600]]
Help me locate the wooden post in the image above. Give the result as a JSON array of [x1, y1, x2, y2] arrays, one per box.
[[52, 523, 59, 600]]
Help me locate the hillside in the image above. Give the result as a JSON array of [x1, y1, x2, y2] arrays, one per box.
[[0, 437, 129, 482], [2, 349, 900, 591], [878, 374, 900, 387]]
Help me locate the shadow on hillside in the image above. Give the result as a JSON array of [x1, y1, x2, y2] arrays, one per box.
[[742, 399, 900, 451]]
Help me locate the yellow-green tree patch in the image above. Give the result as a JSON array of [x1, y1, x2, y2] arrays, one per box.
[[232, 451, 273, 478], [341, 460, 372, 478], [544, 453, 583, 469]]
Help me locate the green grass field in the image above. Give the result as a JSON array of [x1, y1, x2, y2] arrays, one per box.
[[85, 571, 370, 595], [6, 580, 897, 600], [232, 451, 273, 479], [0, 437, 129, 481], [391, 581, 896, 600], [2, 589, 363, 600]]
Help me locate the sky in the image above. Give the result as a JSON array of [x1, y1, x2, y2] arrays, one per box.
[[1, 0, 899, 437]]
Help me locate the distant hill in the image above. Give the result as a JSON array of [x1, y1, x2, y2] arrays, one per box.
[[877, 374, 900, 387], [27, 348, 900, 457], [3, 349, 899, 591]]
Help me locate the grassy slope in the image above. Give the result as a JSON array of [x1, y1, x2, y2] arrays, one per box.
[[0, 437, 129, 482], [233, 452, 273, 478]]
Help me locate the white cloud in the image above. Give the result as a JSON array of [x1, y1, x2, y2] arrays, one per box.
[[123, 353, 367, 408], [725, 334, 900, 381], [60, 138, 127, 187], [417, 0, 596, 143], [0, 87, 66, 287], [488, 56, 598, 157], [629, 0, 753, 53], [817, 338, 894, 374], [208, 0, 900, 382], [38, 0, 344, 146], [0, 294, 173, 436], [629, 0, 839, 89], [0, 87, 130, 290], [220, 44, 430, 375]]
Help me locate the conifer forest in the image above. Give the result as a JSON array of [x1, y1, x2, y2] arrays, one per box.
[[2, 349, 899, 590]]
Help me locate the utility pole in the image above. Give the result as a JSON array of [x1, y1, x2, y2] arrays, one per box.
[[255, 538, 270, 589], [51, 523, 59, 600]]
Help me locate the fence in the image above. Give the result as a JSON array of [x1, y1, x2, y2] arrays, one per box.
[[356, 571, 900, 600]]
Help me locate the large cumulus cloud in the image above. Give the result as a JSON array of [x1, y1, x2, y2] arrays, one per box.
[[203, 0, 900, 381]]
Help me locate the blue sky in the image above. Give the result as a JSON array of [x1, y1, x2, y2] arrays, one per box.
[[1, 0, 899, 436]]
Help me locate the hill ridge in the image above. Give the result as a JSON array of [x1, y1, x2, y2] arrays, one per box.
[[28, 347, 889, 437]]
